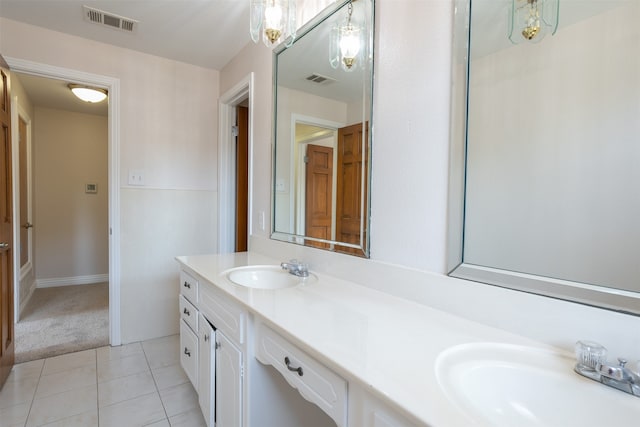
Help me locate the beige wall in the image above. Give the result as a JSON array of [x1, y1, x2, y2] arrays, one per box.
[[0, 18, 219, 343], [33, 107, 108, 281]]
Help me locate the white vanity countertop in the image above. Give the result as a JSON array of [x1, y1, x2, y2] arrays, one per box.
[[176, 252, 558, 427]]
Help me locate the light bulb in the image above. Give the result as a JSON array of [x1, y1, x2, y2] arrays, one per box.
[[340, 25, 361, 69], [522, 1, 541, 40], [264, 2, 283, 44], [508, 0, 559, 44]]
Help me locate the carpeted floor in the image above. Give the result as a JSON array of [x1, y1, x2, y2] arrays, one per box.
[[14, 283, 109, 363]]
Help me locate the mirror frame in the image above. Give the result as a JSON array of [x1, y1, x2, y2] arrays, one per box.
[[270, 0, 374, 257], [447, 0, 640, 316]]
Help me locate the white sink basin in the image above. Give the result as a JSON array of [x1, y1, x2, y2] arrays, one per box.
[[224, 265, 315, 290], [435, 343, 640, 426]]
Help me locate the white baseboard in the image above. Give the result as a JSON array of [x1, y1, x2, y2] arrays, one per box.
[[19, 283, 36, 316], [36, 274, 109, 288]]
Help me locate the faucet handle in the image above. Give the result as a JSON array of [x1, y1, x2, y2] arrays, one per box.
[[618, 358, 628, 368]]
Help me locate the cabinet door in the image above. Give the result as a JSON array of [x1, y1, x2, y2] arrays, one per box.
[[216, 332, 243, 427], [198, 314, 215, 427]]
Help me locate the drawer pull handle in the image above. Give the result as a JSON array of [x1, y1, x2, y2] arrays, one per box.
[[204, 334, 209, 342], [284, 357, 303, 376], [183, 281, 191, 289], [215, 341, 221, 350], [183, 308, 190, 316], [184, 347, 191, 357]]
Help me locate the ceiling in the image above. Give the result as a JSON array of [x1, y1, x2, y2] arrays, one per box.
[[0, 0, 252, 116], [0, 0, 251, 70]]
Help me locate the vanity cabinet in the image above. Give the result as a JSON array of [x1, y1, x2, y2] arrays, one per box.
[[179, 268, 245, 427], [177, 260, 427, 427]]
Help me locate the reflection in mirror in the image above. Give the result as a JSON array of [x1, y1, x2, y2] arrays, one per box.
[[272, 0, 373, 257], [449, 0, 640, 314]]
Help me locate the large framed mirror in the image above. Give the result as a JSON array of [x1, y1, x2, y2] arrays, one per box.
[[271, 0, 374, 257], [449, 0, 640, 315]]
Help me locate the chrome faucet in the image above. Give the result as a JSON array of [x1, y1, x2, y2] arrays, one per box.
[[597, 358, 640, 396], [574, 340, 640, 397], [280, 259, 309, 277]]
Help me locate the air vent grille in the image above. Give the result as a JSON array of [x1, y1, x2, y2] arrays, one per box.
[[83, 5, 138, 33], [305, 73, 336, 84]]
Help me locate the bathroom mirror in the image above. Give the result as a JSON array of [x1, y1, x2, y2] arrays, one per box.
[[271, 0, 373, 257], [448, 0, 640, 315]]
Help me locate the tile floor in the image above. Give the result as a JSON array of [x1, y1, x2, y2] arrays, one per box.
[[0, 335, 206, 427]]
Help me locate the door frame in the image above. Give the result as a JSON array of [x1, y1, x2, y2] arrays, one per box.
[[218, 73, 254, 253], [5, 57, 121, 345], [15, 104, 33, 286], [290, 115, 343, 238]]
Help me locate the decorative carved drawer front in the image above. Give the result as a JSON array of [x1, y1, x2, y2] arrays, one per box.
[[255, 322, 347, 427]]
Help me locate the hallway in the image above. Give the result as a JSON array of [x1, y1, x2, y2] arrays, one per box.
[[15, 284, 109, 363]]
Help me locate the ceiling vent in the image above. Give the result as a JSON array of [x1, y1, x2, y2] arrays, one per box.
[[83, 5, 138, 33], [305, 73, 336, 85]]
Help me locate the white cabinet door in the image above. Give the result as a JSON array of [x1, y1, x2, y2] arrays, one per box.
[[198, 313, 215, 427], [216, 332, 243, 427]]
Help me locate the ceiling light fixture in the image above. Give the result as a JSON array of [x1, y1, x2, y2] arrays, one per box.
[[330, 0, 363, 72], [509, 0, 559, 44], [250, 0, 296, 47], [68, 84, 108, 103]]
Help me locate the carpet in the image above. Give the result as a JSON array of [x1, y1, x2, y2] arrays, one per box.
[[15, 283, 109, 363]]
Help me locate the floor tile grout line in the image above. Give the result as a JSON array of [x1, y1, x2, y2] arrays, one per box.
[[141, 341, 172, 426], [23, 350, 99, 427], [22, 358, 45, 427], [96, 350, 150, 385], [96, 349, 100, 427]]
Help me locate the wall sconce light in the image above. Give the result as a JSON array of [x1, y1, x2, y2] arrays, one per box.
[[330, 0, 363, 72], [250, 0, 296, 47], [509, 0, 559, 44], [68, 84, 108, 103]]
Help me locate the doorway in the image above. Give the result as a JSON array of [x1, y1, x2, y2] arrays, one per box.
[[218, 74, 254, 253], [292, 117, 368, 255], [11, 71, 110, 362], [5, 57, 121, 351]]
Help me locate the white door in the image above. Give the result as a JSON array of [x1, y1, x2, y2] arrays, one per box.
[[198, 313, 215, 427], [216, 332, 243, 427]]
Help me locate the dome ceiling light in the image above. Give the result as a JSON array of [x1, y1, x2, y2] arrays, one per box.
[[68, 84, 108, 103]]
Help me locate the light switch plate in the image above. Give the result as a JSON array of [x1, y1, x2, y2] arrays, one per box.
[[128, 169, 145, 186]]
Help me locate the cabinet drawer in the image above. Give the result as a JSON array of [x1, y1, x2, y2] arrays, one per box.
[[179, 295, 198, 333], [256, 323, 347, 427], [180, 270, 198, 304], [199, 284, 245, 345], [180, 320, 199, 390]]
